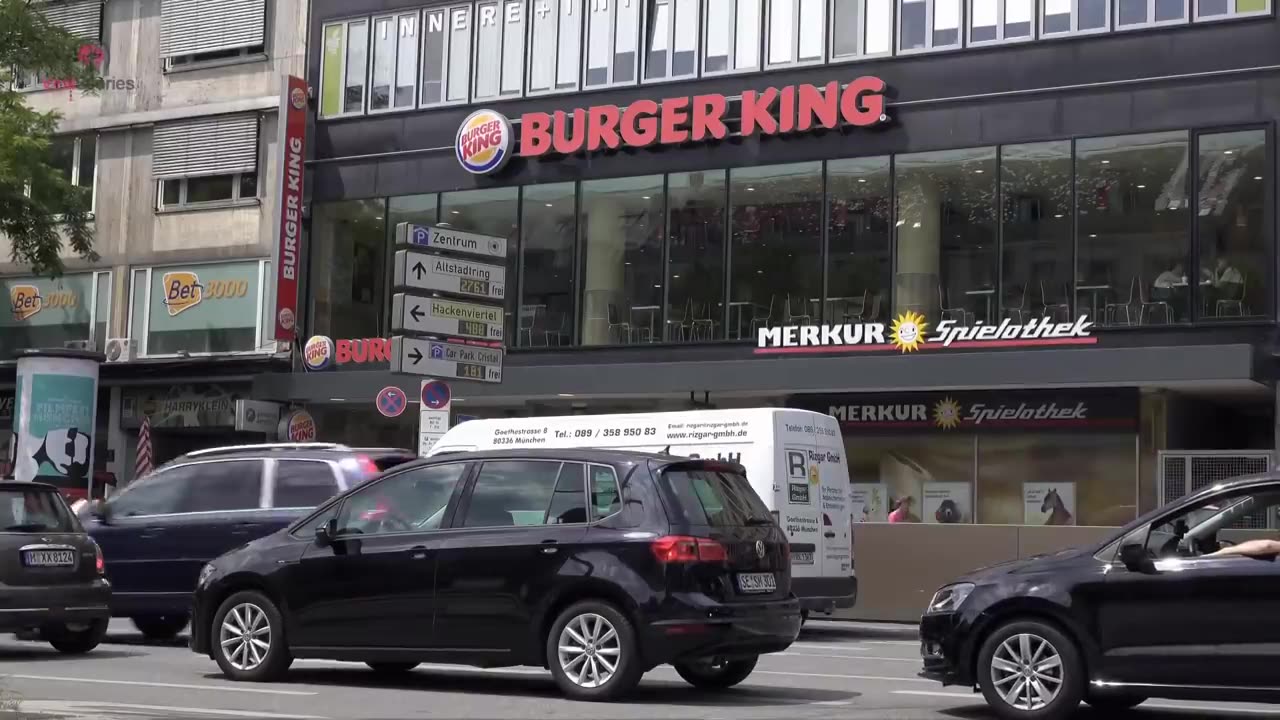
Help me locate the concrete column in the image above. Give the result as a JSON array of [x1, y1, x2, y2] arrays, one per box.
[[894, 173, 941, 320], [581, 197, 626, 345]]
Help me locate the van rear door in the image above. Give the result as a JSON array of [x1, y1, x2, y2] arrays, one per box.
[[656, 461, 790, 602]]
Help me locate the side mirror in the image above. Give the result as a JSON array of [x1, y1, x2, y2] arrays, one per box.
[[314, 518, 337, 548], [1119, 542, 1155, 573]]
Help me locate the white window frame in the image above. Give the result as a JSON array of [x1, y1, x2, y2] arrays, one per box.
[[968, 0, 1037, 44], [583, 0, 643, 88], [127, 259, 270, 359], [472, 0, 527, 100], [156, 172, 258, 212], [1113, 0, 1189, 28], [897, 0, 963, 53], [526, 0, 584, 96], [420, 4, 474, 107], [318, 19, 370, 119], [764, 0, 826, 67], [368, 12, 421, 113], [828, 0, 895, 62], [1040, 0, 1113, 34], [639, 0, 701, 84], [1193, 0, 1271, 21], [701, 0, 763, 76]]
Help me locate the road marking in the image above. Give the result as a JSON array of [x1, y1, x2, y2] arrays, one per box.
[[4, 674, 316, 696], [756, 669, 933, 683], [777, 651, 918, 663], [893, 690, 975, 699], [24, 700, 326, 719], [294, 659, 546, 676], [859, 640, 918, 646], [893, 691, 1280, 715], [808, 700, 853, 706], [789, 642, 870, 650]]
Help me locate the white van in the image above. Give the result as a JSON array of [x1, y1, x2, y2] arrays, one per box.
[[427, 408, 856, 616]]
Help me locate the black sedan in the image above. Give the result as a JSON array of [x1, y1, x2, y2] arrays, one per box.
[[1, 481, 111, 653], [920, 472, 1280, 720]]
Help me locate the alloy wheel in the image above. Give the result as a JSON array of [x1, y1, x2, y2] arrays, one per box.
[[557, 612, 621, 688], [989, 632, 1064, 712], [219, 603, 272, 671]]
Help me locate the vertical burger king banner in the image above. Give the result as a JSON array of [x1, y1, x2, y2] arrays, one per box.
[[273, 75, 307, 341]]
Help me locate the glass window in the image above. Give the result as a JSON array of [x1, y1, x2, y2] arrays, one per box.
[[767, 0, 824, 66], [831, 0, 890, 57], [462, 460, 564, 527], [847, 438, 976, 524], [1196, 0, 1268, 18], [546, 463, 589, 524], [828, 157, 892, 324], [77, 134, 96, 190], [529, 0, 584, 93], [1147, 487, 1280, 558], [1000, 142, 1073, 326], [337, 463, 468, 535], [0, 488, 77, 533], [1197, 129, 1269, 321], [179, 461, 262, 513], [668, 170, 727, 341], [274, 460, 341, 508], [49, 137, 75, 185], [439, 188, 519, 343], [145, 261, 261, 355], [864, 0, 893, 52], [585, 0, 641, 87], [900, 0, 960, 50], [970, 0, 1033, 41], [345, 20, 368, 113], [93, 271, 110, 347], [186, 175, 236, 203], [580, 175, 664, 346], [422, 4, 472, 105], [110, 467, 193, 517], [520, 183, 577, 347], [976, 435, 1137, 526], [590, 465, 623, 519], [370, 13, 419, 111], [320, 22, 356, 116], [728, 162, 823, 339], [1076, 131, 1191, 326], [644, 0, 698, 80], [894, 147, 998, 329], [1043, 0, 1109, 32], [474, 0, 526, 100], [662, 468, 772, 525], [703, 0, 761, 73], [309, 200, 387, 339]]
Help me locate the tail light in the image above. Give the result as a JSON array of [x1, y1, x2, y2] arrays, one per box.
[[651, 535, 727, 564], [94, 543, 104, 575], [356, 454, 380, 477]]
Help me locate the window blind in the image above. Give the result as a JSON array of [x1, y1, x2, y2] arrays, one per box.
[[160, 0, 267, 58], [40, 0, 103, 41], [152, 114, 259, 180]]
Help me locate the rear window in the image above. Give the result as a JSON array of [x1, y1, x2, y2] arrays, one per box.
[[0, 488, 79, 533], [663, 468, 771, 527]]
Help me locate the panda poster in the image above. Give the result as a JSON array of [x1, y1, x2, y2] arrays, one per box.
[[922, 482, 972, 524], [14, 355, 98, 490], [1024, 482, 1077, 526]]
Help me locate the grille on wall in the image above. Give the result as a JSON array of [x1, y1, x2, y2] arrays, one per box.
[[1159, 451, 1273, 529]]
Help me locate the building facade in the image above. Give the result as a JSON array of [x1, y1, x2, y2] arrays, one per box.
[[278, 0, 1278, 618], [2, 0, 309, 485]]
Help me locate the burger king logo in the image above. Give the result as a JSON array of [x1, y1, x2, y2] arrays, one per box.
[[303, 335, 335, 371], [456, 109, 513, 175], [279, 409, 317, 442], [290, 87, 307, 110]]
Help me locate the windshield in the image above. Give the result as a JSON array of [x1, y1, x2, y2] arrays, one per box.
[[662, 468, 771, 527], [0, 488, 79, 533]]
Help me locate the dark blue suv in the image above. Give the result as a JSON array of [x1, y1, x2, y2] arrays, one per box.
[[85, 443, 414, 641]]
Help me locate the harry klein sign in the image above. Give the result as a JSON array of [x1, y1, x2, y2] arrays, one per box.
[[456, 76, 888, 174]]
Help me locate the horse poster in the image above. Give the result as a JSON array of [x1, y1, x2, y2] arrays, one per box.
[[1024, 482, 1077, 525]]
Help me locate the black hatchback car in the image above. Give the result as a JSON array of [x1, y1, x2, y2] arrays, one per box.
[[191, 449, 801, 700], [920, 472, 1280, 720], [1, 481, 111, 653], [87, 443, 414, 641]]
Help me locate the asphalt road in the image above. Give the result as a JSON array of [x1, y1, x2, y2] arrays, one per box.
[[1, 620, 1278, 719]]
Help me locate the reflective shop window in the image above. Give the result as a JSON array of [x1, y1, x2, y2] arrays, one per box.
[[579, 175, 664, 346], [1195, 129, 1269, 322], [422, 4, 473, 106], [529, 0, 584, 93], [899, 0, 961, 51], [370, 13, 420, 111], [1196, 0, 1268, 19], [520, 183, 577, 347], [643, 0, 698, 80], [585, 0, 641, 87], [318, 19, 368, 117], [1042, 0, 1110, 33], [830, 0, 895, 59], [969, 0, 1034, 42], [999, 142, 1073, 326], [474, 0, 526, 100], [439, 188, 519, 343], [309, 199, 387, 339], [827, 157, 892, 324], [703, 0, 761, 73], [668, 170, 727, 342], [1116, 0, 1187, 26], [766, 0, 826, 66]]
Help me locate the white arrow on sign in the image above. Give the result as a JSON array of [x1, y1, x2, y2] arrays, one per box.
[[391, 336, 503, 383], [393, 250, 506, 301]]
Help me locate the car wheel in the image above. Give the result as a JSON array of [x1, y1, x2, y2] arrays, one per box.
[[366, 662, 420, 674], [673, 656, 758, 689], [976, 620, 1085, 720], [46, 619, 108, 654], [546, 600, 643, 701], [132, 614, 189, 641], [1086, 691, 1146, 711], [211, 591, 292, 682]]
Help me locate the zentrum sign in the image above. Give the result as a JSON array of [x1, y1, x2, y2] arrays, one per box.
[[756, 313, 1097, 355], [455, 76, 887, 173]]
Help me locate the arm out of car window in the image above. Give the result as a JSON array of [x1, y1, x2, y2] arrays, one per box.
[[1206, 538, 1280, 559]]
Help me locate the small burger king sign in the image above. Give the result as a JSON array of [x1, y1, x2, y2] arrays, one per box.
[[456, 109, 513, 175], [279, 409, 317, 442]]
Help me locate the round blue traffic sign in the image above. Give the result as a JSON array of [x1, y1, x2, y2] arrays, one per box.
[[421, 380, 451, 410], [376, 386, 407, 418]]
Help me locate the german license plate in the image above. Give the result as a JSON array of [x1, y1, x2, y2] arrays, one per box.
[[737, 572, 777, 594], [792, 551, 815, 565], [22, 549, 75, 567]]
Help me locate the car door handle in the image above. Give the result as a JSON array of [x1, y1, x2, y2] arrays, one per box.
[[410, 545, 429, 560], [540, 540, 559, 555], [231, 522, 263, 535], [139, 526, 166, 538]]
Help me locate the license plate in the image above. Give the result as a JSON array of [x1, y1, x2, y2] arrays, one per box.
[[792, 551, 815, 565], [737, 572, 777, 594], [22, 549, 76, 567]]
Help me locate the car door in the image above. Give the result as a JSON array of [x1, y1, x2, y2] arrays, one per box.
[[89, 465, 199, 599], [433, 459, 589, 654], [1096, 483, 1280, 689], [284, 461, 471, 650]]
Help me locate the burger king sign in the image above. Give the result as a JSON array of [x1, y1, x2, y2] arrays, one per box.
[[456, 109, 513, 175]]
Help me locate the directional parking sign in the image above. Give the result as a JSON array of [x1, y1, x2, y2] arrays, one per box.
[[393, 250, 506, 301], [394, 223, 507, 260], [392, 294, 504, 341], [390, 336, 503, 383]]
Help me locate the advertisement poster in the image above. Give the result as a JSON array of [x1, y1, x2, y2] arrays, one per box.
[[14, 357, 98, 490], [850, 482, 887, 523], [1024, 482, 1077, 526], [923, 482, 972, 524]]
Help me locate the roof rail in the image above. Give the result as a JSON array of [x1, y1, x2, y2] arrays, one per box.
[[185, 442, 349, 458]]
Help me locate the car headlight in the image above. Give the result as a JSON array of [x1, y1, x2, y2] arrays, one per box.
[[926, 583, 975, 614], [197, 562, 216, 588]]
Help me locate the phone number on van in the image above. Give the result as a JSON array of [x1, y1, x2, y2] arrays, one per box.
[[555, 427, 658, 439]]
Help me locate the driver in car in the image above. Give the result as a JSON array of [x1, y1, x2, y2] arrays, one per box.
[[1206, 537, 1280, 559]]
